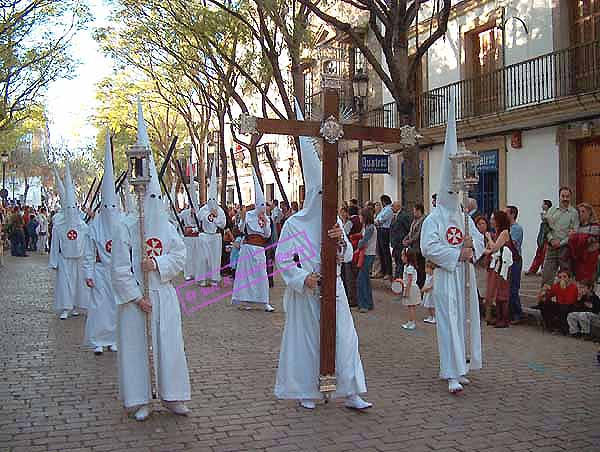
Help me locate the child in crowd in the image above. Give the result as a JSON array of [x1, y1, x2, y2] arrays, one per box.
[[229, 228, 243, 278], [538, 268, 579, 335], [421, 261, 436, 324], [401, 248, 421, 330], [566, 280, 600, 340]]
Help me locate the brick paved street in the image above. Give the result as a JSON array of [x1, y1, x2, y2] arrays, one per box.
[[1, 253, 599, 452]]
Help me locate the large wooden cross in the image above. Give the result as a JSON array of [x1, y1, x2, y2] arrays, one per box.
[[240, 81, 420, 395]]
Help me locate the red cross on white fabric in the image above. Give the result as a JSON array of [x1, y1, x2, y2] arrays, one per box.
[[145, 237, 163, 257], [446, 226, 464, 245], [67, 229, 78, 241], [105, 240, 112, 253]]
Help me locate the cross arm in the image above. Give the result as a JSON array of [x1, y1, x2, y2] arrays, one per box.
[[239, 114, 422, 146]]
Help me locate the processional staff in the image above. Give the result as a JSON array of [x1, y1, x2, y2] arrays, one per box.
[[449, 143, 480, 364], [125, 140, 159, 401]]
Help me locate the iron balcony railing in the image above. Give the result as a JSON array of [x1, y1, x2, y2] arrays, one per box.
[[418, 40, 600, 128], [366, 40, 600, 129]]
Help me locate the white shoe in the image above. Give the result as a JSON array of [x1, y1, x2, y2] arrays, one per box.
[[401, 321, 416, 330], [448, 379, 464, 394], [265, 304, 275, 312], [70, 310, 80, 317], [134, 405, 151, 421], [59, 311, 69, 320], [299, 399, 316, 410], [424, 317, 436, 324], [164, 401, 190, 416], [458, 376, 470, 385], [94, 346, 103, 355], [108, 344, 118, 352], [345, 394, 372, 410]]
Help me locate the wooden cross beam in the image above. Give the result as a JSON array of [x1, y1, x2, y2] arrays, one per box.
[[240, 84, 420, 395]]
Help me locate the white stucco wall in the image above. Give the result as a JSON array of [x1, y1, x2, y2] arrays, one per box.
[[426, 126, 559, 270], [382, 154, 399, 199], [506, 126, 559, 268], [427, 0, 555, 91]]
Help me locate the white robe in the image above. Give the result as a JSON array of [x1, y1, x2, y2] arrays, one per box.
[[232, 211, 271, 305], [196, 205, 226, 283], [274, 218, 367, 399], [48, 218, 90, 313], [420, 210, 484, 380], [111, 216, 191, 407], [81, 215, 118, 348], [178, 208, 200, 280]]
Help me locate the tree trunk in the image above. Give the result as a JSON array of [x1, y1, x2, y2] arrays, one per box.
[[218, 110, 228, 206], [400, 107, 423, 210]]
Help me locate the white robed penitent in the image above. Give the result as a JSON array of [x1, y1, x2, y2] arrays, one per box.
[[109, 100, 191, 408], [82, 131, 119, 349], [274, 102, 367, 400], [420, 94, 484, 382], [231, 169, 271, 305], [48, 162, 90, 314], [196, 161, 226, 285]]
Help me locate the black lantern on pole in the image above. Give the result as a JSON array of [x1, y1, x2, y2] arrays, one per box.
[[353, 68, 369, 206], [126, 143, 151, 188]]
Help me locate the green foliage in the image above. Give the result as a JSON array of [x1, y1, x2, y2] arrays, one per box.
[[0, 0, 91, 131]]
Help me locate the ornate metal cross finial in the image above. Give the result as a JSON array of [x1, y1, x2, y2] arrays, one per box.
[[320, 116, 344, 144], [238, 114, 258, 135], [399, 125, 423, 146]]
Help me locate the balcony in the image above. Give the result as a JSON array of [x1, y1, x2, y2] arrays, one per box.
[[366, 41, 600, 134], [418, 40, 600, 129]]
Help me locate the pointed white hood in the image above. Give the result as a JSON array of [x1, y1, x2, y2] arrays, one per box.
[[252, 167, 266, 214], [63, 161, 79, 224], [207, 159, 218, 211], [136, 98, 168, 247], [437, 92, 460, 212], [288, 99, 323, 246], [53, 167, 65, 207], [98, 130, 120, 237], [430, 91, 464, 229], [188, 155, 199, 211]]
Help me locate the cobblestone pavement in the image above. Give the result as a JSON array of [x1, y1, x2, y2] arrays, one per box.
[[1, 254, 599, 452]]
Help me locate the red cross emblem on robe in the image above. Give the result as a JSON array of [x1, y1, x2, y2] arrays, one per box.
[[145, 237, 163, 257], [446, 226, 464, 246], [67, 229, 78, 240], [105, 240, 112, 253]]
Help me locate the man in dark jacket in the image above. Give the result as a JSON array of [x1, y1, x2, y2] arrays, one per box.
[[390, 201, 411, 279]]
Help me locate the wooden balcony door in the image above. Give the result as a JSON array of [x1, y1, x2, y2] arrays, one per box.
[[576, 138, 600, 212], [465, 24, 502, 118], [571, 0, 600, 93]]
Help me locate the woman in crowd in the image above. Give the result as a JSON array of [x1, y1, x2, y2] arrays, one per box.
[[526, 200, 552, 275], [484, 211, 519, 328], [8, 207, 26, 257], [356, 207, 377, 313], [538, 268, 579, 334], [474, 215, 492, 323], [569, 203, 600, 283]]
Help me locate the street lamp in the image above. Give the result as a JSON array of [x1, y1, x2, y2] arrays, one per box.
[[11, 168, 17, 203], [353, 68, 369, 206], [1, 152, 8, 203]]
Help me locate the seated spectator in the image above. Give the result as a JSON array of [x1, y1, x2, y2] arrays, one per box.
[[566, 280, 600, 339], [568, 202, 600, 283], [538, 269, 579, 334]]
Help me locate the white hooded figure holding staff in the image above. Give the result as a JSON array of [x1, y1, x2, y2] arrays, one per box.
[[231, 168, 274, 312], [82, 131, 119, 355], [109, 99, 191, 421], [420, 94, 484, 394], [273, 101, 371, 410], [178, 160, 201, 281], [196, 160, 226, 286], [49, 162, 90, 320]]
